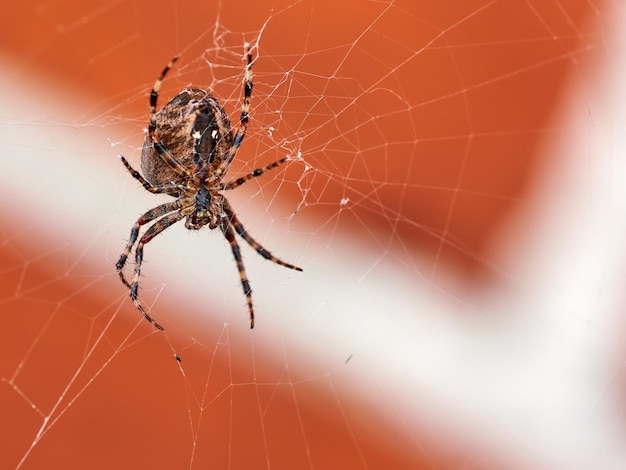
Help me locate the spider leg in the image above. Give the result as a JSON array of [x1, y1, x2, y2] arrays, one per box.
[[221, 157, 289, 191], [116, 200, 182, 289], [119, 155, 183, 195], [151, 139, 194, 179], [221, 220, 256, 328], [224, 200, 303, 272], [211, 44, 253, 183], [129, 210, 185, 330], [130, 211, 184, 330], [148, 57, 178, 137], [147, 56, 194, 179]]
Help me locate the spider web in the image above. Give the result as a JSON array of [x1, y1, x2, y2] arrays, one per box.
[[2, 0, 626, 468]]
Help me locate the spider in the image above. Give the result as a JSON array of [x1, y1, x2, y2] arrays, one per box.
[[116, 44, 302, 330]]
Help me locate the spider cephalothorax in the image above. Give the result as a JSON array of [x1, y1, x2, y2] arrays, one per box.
[[116, 45, 302, 330]]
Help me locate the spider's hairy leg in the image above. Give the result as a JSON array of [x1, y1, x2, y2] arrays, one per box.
[[222, 157, 289, 191], [148, 56, 179, 136], [146, 56, 193, 179], [116, 200, 182, 289], [212, 44, 254, 183], [224, 201, 303, 272], [238, 43, 254, 133], [119, 155, 183, 195], [221, 221, 256, 328], [128, 210, 185, 330]]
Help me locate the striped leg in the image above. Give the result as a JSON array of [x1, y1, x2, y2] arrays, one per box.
[[147, 56, 193, 178], [224, 202, 302, 272], [128, 211, 185, 330], [211, 44, 253, 183], [221, 220, 255, 328], [148, 57, 178, 137], [116, 200, 182, 289], [118, 155, 183, 195], [221, 157, 289, 191]]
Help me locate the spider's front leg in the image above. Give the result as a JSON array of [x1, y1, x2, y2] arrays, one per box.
[[221, 221, 256, 328], [220, 202, 302, 329], [116, 201, 187, 330], [224, 201, 302, 272], [126, 211, 185, 330], [116, 200, 181, 289]]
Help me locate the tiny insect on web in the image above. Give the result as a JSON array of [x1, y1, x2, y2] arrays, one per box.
[[116, 44, 302, 330]]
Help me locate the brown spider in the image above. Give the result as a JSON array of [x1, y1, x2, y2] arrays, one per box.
[[116, 44, 302, 330]]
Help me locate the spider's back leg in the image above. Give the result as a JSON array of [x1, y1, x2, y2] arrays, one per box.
[[212, 44, 254, 183]]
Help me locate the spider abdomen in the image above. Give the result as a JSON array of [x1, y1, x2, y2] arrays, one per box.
[[141, 88, 233, 188]]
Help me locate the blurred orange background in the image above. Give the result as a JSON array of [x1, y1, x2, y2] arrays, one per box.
[[0, 0, 607, 468]]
